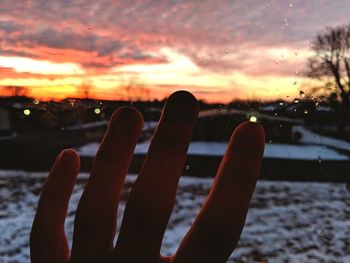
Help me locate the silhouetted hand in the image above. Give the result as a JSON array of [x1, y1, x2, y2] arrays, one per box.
[[30, 91, 265, 263]]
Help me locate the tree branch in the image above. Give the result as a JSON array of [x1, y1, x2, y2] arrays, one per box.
[[344, 58, 350, 94]]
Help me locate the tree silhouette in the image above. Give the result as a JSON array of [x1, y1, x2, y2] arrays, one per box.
[[2, 86, 28, 97], [79, 80, 93, 99], [308, 24, 350, 133], [121, 77, 151, 101]]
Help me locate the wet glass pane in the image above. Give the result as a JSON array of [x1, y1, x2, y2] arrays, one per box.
[[0, 1, 350, 262]]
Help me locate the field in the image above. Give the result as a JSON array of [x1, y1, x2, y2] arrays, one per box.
[[1, 171, 350, 263]]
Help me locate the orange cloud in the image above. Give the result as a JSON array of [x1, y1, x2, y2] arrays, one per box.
[[0, 0, 348, 101]]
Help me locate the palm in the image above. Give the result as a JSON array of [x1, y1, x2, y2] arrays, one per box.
[[30, 91, 265, 263]]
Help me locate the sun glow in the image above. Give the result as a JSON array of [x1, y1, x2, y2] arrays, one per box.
[[0, 47, 313, 102], [0, 56, 84, 75], [1, 1, 347, 103], [112, 47, 308, 101]]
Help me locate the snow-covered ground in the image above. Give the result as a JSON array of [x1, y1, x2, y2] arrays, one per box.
[[67, 119, 350, 161], [1, 171, 350, 263], [77, 141, 350, 161], [292, 126, 350, 152], [76, 124, 350, 161]]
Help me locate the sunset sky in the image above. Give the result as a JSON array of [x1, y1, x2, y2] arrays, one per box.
[[0, 0, 349, 102]]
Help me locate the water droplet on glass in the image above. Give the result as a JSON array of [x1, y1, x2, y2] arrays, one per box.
[[304, 110, 308, 114], [185, 165, 190, 170], [294, 99, 299, 103], [284, 18, 289, 26], [288, 3, 293, 7], [299, 90, 305, 97], [318, 156, 322, 163]]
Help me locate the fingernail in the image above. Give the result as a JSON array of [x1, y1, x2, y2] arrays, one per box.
[[109, 107, 144, 133], [162, 90, 198, 122], [231, 121, 265, 159]]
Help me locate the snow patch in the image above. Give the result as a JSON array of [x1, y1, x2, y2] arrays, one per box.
[[1, 171, 350, 262], [77, 141, 350, 161]]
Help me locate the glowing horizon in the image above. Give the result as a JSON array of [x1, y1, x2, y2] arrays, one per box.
[[0, 1, 348, 102]]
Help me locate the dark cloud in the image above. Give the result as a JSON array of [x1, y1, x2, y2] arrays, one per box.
[[0, 48, 33, 58], [0, 20, 22, 33], [4, 28, 122, 54]]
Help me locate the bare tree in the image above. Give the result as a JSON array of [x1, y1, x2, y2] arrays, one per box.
[[79, 80, 93, 99], [123, 77, 135, 101], [2, 86, 28, 97], [308, 24, 350, 133], [121, 77, 151, 101]]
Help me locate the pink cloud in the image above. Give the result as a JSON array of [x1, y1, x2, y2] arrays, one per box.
[[0, 0, 349, 98]]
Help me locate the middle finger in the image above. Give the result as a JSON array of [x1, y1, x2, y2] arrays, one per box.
[[114, 91, 198, 262]]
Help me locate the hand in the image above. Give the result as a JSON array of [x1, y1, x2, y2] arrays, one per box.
[[30, 91, 265, 263]]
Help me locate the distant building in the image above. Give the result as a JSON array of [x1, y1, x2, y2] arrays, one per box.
[[260, 103, 284, 113], [0, 106, 12, 137]]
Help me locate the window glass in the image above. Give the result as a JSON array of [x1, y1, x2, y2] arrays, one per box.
[[0, 1, 349, 262]]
